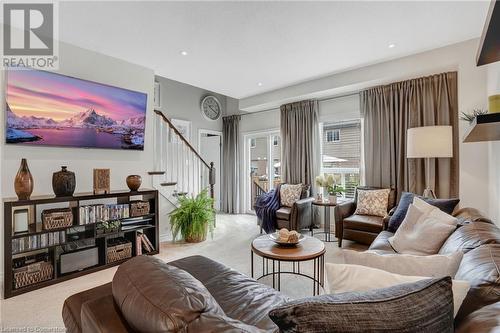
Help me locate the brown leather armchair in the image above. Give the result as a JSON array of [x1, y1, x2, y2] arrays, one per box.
[[258, 185, 315, 233], [335, 186, 396, 247]]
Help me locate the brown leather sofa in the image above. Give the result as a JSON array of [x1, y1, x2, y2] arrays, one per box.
[[63, 255, 288, 333], [369, 212, 500, 331], [335, 186, 396, 247], [257, 184, 315, 232], [63, 209, 500, 333]]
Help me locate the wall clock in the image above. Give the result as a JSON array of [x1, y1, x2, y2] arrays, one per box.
[[201, 95, 222, 121]]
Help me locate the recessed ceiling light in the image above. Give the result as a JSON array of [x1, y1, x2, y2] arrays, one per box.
[[180, 51, 188, 56], [257, 82, 263, 86], [388, 44, 396, 49]]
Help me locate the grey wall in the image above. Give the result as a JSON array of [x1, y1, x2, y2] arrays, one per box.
[[0, 39, 156, 295], [152, 76, 231, 238], [1, 41, 156, 198], [0, 43, 233, 249], [233, 40, 491, 219], [487, 62, 500, 225], [154, 76, 227, 149]]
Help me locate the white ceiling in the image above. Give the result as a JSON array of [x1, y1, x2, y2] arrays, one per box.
[[58, 1, 490, 99]]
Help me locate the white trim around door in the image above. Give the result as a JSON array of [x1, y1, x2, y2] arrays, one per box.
[[198, 129, 223, 210], [242, 128, 280, 214]]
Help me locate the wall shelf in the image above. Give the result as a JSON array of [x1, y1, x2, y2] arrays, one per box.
[[4, 189, 159, 298], [463, 113, 500, 143]]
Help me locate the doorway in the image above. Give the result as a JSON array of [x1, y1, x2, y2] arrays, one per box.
[[199, 129, 222, 211], [244, 131, 281, 213]]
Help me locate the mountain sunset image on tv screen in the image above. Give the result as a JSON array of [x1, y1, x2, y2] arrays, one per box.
[[6, 69, 147, 150]]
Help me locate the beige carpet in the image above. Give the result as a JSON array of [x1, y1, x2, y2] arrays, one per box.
[[0, 213, 365, 331]]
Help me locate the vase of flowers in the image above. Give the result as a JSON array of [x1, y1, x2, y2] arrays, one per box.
[[315, 174, 332, 200], [315, 174, 344, 203]]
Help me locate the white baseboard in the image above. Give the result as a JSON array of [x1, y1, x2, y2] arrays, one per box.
[[0, 272, 4, 299], [159, 233, 172, 242]]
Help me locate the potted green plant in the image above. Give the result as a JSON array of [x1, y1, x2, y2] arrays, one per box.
[[327, 184, 345, 204], [169, 189, 215, 243], [96, 220, 121, 235], [460, 109, 488, 123]]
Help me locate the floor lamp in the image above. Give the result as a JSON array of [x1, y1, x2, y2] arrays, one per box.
[[406, 126, 453, 199]]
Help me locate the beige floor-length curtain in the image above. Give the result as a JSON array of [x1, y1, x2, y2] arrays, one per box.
[[280, 100, 320, 191], [222, 115, 241, 213], [360, 71, 459, 199]]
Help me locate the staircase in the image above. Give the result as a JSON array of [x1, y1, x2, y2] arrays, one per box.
[[149, 110, 215, 208]]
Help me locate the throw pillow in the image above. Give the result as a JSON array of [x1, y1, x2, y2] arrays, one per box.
[[387, 192, 417, 232], [413, 196, 440, 214], [388, 192, 460, 232], [423, 197, 460, 214], [389, 198, 458, 255], [280, 184, 303, 207], [325, 263, 470, 317], [354, 188, 391, 217], [269, 277, 454, 333], [342, 249, 463, 278]]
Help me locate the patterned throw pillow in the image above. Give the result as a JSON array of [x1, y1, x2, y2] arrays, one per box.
[[280, 184, 303, 207], [354, 189, 390, 217]]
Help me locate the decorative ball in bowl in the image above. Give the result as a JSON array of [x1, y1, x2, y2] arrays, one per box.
[[269, 228, 304, 246], [126, 175, 142, 191]]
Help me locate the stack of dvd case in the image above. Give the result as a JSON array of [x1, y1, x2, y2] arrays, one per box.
[[12, 230, 66, 254], [79, 204, 129, 225]]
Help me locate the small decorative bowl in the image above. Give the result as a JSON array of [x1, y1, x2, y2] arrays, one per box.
[[126, 175, 142, 191], [269, 232, 305, 246]]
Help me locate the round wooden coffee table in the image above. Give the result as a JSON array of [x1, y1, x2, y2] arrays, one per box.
[[251, 234, 325, 296]]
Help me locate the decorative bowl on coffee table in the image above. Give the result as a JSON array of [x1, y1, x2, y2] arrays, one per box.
[[269, 232, 305, 246]]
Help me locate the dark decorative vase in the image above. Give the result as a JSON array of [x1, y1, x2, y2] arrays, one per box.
[[126, 175, 142, 191], [14, 158, 34, 200], [52, 166, 76, 197]]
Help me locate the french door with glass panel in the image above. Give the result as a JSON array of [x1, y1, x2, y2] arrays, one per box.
[[246, 131, 281, 212]]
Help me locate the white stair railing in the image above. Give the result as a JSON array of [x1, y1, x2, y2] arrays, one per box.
[[150, 110, 214, 208]]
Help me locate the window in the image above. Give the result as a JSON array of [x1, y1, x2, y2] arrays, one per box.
[[326, 129, 340, 142], [250, 138, 256, 148], [321, 120, 361, 199], [272, 136, 279, 146]]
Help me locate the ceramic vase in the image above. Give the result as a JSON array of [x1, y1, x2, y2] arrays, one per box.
[[14, 158, 34, 200], [52, 166, 76, 197], [328, 195, 337, 204], [126, 175, 142, 191], [489, 94, 500, 113], [322, 187, 329, 201]]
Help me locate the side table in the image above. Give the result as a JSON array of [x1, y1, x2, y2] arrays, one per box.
[[312, 200, 337, 242]]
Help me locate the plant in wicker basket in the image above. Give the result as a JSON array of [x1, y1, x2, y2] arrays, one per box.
[[169, 189, 215, 243]]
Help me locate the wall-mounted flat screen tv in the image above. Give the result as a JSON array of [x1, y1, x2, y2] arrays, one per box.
[[6, 69, 147, 150]]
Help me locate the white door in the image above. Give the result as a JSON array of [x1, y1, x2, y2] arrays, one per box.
[[199, 131, 222, 211]]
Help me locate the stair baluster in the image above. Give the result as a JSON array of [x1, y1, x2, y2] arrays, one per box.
[[150, 110, 215, 209]]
